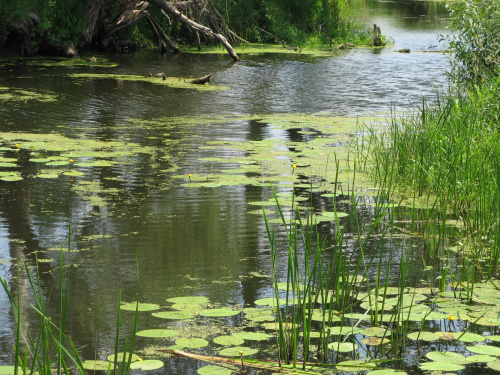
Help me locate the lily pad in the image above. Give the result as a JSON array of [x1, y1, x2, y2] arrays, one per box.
[[407, 331, 439, 341], [106, 353, 141, 362], [129, 360, 164, 370], [175, 338, 209, 349], [467, 345, 500, 356], [329, 326, 363, 335], [219, 346, 258, 357], [213, 335, 245, 346], [136, 329, 178, 338], [419, 362, 465, 371], [0, 366, 16, 375], [197, 365, 233, 375], [336, 360, 376, 371], [362, 337, 390, 345], [425, 351, 467, 364], [120, 302, 160, 311], [0, 176, 23, 182], [231, 332, 272, 341], [82, 360, 114, 371], [63, 170, 85, 177], [152, 311, 196, 320], [466, 355, 497, 363], [254, 297, 286, 306], [199, 308, 240, 317], [167, 296, 209, 305], [453, 332, 485, 342], [487, 361, 500, 371], [327, 342, 359, 352], [367, 370, 407, 375]]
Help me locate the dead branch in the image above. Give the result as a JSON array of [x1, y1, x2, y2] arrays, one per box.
[[147, 0, 239, 61]]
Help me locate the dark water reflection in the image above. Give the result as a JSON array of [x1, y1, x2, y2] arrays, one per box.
[[0, 0, 453, 371]]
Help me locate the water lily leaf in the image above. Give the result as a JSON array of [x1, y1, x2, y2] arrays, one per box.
[[426, 351, 467, 364], [407, 331, 439, 341], [46, 161, 70, 166], [329, 326, 363, 335], [106, 353, 141, 362], [435, 331, 455, 341], [0, 176, 23, 182], [317, 211, 349, 218], [29, 158, 51, 163], [175, 338, 209, 349], [453, 332, 485, 342], [152, 311, 196, 320], [213, 335, 245, 346], [336, 360, 376, 371], [63, 170, 85, 177], [0, 366, 16, 374], [120, 302, 160, 311], [243, 307, 273, 316], [37, 173, 60, 178], [254, 297, 286, 306], [487, 335, 500, 342], [362, 337, 390, 345], [171, 303, 204, 313], [82, 360, 114, 371], [467, 345, 500, 356], [0, 163, 17, 168], [75, 161, 115, 167], [366, 370, 407, 375], [129, 360, 163, 370], [136, 329, 177, 338], [487, 360, 500, 371], [219, 346, 258, 357], [327, 342, 358, 352], [360, 327, 389, 337], [260, 322, 294, 330], [246, 314, 275, 322], [199, 308, 240, 317], [197, 365, 233, 375], [167, 296, 209, 305], [466, 355, 496, 363], [232, 332, 272, 341], [419, 362, 465, 371]]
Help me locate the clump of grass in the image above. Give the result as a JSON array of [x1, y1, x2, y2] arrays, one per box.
[[364, 77, 500, 282], [0, 231, 140, 375]]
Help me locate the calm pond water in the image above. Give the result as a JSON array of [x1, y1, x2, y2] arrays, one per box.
[[0, 0, 455, 373]]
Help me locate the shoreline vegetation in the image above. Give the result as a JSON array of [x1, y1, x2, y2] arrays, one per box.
[[0, 0, 381, 61]]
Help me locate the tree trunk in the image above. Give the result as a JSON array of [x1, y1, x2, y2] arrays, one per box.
[[147, 0, 239, 61]]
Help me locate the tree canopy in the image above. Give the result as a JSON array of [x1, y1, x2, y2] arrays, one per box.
[[0, 0, 360, 59]]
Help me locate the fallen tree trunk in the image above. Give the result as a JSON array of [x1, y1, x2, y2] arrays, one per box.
[[145, 14, 180, 53], [158, 349, 325, 374], [147, 0, 239, 61]]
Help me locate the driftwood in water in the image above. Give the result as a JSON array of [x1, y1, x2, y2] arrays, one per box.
[[191, 74, 211, 84], [157, 349, 322, 374], [370, 24, 383, 47], [397, 48, 410, 53]]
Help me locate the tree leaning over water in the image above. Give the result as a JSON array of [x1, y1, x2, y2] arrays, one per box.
[[0, 0, 354, 59]]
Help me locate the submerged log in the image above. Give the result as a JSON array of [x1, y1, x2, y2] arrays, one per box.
[[191, 74, 211, 84]]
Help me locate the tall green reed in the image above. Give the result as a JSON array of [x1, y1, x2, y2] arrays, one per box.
[[0, 235, 140, 375]]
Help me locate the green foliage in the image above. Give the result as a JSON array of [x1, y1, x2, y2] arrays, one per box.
[[446, 0, 500, 87], [38, 0, 84, 44]]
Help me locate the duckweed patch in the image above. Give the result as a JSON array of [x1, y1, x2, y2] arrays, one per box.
[[68, 73, 228, 91], [0, 86, 58, 103]]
